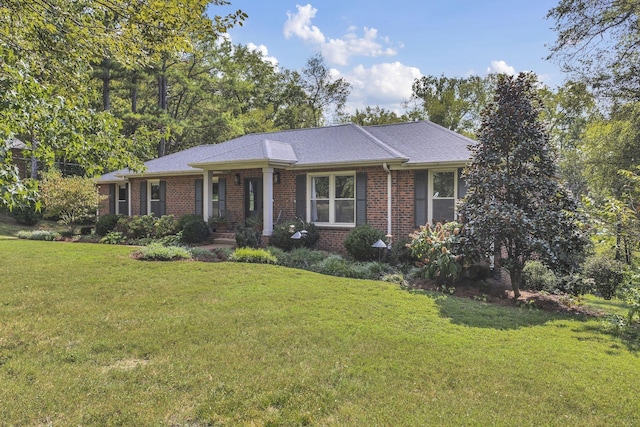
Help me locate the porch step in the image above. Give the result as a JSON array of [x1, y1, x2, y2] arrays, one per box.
[[211, 231, 235, 240], [213, 237, 236, 247]]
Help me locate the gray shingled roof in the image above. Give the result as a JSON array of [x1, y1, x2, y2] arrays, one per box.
[[98, 121, 474, 182]]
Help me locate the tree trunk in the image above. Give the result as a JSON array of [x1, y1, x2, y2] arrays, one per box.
[[157, 58, 168, 157], [130, 70, 139, 113], [509, 267, 522, 299], [101, 58, 111, 111]]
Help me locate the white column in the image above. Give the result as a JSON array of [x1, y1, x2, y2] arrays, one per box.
[[203, 170, 212, 220], [262, 167, 274, 236]]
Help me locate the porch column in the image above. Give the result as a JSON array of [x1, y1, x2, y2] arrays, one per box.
[[262, 167, 274, 236], [203, 170, 212, 220]]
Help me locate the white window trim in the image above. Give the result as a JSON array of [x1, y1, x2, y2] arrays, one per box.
[[148, 179, 160, 214], [428, 169, 458, 224], [307, 172, 356, 227]]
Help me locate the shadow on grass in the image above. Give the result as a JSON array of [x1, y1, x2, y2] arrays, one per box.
[[573, 320, 640, 353], [405, 287, 587, 330]]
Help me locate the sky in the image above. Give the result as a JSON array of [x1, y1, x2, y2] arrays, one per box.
[[212, 0, 565, 115]]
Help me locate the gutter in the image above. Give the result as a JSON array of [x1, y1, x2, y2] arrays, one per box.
[[383, 162, 392, 235]]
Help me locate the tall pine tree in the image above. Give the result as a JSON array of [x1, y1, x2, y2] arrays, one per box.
[[459, 73, 588, 298]]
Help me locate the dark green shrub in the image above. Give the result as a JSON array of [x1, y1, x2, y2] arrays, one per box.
[[344, 224, 386, 261], [235, 225, 261, 248], [389, 236, 414, 266], [96, 214, 122, 236], [523, 260, 558, 292], [190, 247, 216, 262], [178, 214, 203, 231], [230, 247, 277, 264], [181, 219, 211, 244], [9, 203, 41, 225], [100, 231, 125, 244], [557, 274, 595, 296], [583, 254, 626, 300], [270, 219, 320, 251]]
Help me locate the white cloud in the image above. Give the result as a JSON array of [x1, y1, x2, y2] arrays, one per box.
[[246, 42, 279, 67], [283, 4, 398, 66], [283, 4, 325, 45], [343, 62, 422, 114], [486, 60, 516, 75]]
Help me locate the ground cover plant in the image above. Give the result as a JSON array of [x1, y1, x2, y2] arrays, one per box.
[[1, 239, 639, 425]]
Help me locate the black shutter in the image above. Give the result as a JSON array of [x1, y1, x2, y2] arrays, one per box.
[[457, 167, 468, 199], [159, 180, 166, 216], [218, 178, 226, 217], [195, 179, 203, 216], [295, 175, 306, 220], [415, 171, 428, 226], [109, 184, 116, 214], [140, 181, 147, 215], [356, 172, 367, 225]]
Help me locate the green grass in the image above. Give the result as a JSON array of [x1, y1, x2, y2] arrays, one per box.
[[582, 293, 630, 316], [1, 240, 639, 425]]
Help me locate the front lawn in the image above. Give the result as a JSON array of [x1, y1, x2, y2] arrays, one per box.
[[0, 240, 638, 425]]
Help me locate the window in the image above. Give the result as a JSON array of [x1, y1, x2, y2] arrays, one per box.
[[309, 173, 355, 225], [150, 181, 161, 202], [430, 170, 456, 223], [118, 185, 127, 203], [116, 184, 127, 215], [212, 181, 219, 216]]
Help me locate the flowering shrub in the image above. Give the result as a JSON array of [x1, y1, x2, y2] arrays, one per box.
[[408, 222, 463, 284]]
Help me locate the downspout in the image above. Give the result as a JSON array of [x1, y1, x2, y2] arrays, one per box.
[[383, 163, 392, 236]]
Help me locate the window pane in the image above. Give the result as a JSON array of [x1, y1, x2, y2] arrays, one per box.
[[118, 186, 127, 201], [335, 175, 354, 199], [311, 200, 329, 222], [433, 172, 454, 198], [150, 183, 160, 201], [335, 200, 354, 223], [212, 201, 220, 216], [432, 199, 455, 223], [313, 176, 329, 199], [212, 183, 219, 201]]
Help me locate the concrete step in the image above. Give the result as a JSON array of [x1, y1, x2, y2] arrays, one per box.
[[213, 237, 236, 247]]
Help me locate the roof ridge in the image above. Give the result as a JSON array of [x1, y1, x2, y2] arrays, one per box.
[[350, 123, 409, 160]]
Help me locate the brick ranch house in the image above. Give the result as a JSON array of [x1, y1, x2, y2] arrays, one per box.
[[97, 120, 472, 252]]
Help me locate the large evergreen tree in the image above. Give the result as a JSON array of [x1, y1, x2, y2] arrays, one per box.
[[459, 73, 588, 298]]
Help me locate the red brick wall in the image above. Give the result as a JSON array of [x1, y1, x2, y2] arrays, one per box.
[[97, 184, 111, 216], [96, 166, 424, 254]]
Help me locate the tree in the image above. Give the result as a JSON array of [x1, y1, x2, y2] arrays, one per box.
[[39, 170, 105, 232], [547, 0, 640, 99], [301, 54, 351, 127], [347, 106, 407, 126], [411, 74, 494, 136], [459, 73, 588, 298]]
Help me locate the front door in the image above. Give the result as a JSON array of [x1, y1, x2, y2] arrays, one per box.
[[244, 177, 263, 224]]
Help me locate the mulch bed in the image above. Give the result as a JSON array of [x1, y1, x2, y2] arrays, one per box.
[[408, 277, 604, 317]]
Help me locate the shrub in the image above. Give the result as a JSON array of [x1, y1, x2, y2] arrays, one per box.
[[16, 230, 61, 241], [100, 231, 125, 245], [235, 225, 261, 248], [556, 274, 595, 296], [132, 243, 192, 261], [282, 247, 327, 270], [9, 203, 40, 225], [583, 254, 626, 300], [389, 236, 414, 267], [344, 224, 386, 261], [522, 260, 558, 292], [270, 219, 320, 251], [178, 214, 203, 231], [408, 222, 463, 284], [181, 219, 211, 244], [190, 247, 216, 262], [118, 215, 156, 239], [314, 254, 349, 276], [96, 214, 122, 236], [154, 215, 179, 237], [230, 247, 277, 264]]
